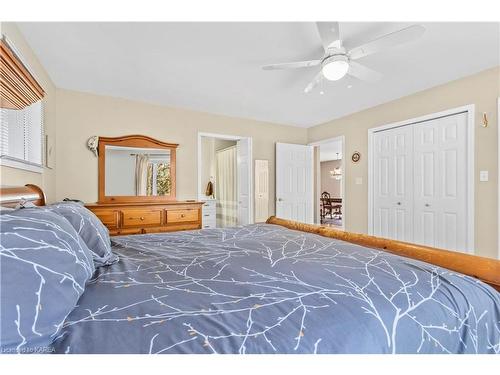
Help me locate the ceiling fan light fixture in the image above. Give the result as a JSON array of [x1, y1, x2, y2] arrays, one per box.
[[322, 55, 349, 81]]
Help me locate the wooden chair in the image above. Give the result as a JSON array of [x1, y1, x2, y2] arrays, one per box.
[[320, 191, 333, 223], [331, 198, 342, 219]]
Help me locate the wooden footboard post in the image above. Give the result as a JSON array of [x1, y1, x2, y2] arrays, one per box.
[[266, 216, 500, 291]]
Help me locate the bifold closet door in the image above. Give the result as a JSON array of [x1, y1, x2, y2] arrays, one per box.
[[372, 126, 414, 242], [413, 112, 468, 251]]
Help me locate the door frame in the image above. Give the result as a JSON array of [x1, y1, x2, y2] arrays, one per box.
[[367, 104, 475, 253], [308, 136, 346, 230], [498, 97, 500, 259], [197, 132, 253, 224]]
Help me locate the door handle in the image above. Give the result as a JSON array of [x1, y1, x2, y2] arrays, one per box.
[[277, 198, 283, 202], [425, 203, 430, 207], [396, 202, 401, 205]]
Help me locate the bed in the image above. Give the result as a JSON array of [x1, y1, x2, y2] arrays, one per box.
[[1, 185, 499, 354]]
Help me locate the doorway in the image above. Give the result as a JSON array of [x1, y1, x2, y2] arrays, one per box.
[[197, 132, 253, 228], [309, 136, 345, 230]]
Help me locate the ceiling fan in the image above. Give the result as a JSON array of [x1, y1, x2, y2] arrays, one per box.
[[262, 22, 425, 93]]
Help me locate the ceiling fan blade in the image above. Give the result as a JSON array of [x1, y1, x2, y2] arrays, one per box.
[[304, 71, 324, 93], [316, 22, 341, 50], [262, 60, 321, 70], [348, 61, 382, 82], [348, 25, 425, 60]]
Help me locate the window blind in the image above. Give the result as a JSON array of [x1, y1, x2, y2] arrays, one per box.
[[0, 101, 44, 167], [1, 38, 45, 109], [0, 36, 45, 171]]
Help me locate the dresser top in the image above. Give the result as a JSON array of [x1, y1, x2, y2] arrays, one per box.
[[86, 200, 204, 208]]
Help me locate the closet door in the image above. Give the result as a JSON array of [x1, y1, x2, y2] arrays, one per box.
[[237, 138, 251, 225], [254, 160, 269, 223], [276, 143, 314, 224], [373, 125, 414, 241], [413, 112, 468, 251]]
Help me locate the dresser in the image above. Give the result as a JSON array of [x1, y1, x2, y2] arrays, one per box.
[[89, 134, 205, 236], [201, 199, 217, 229], [86, 201, 203, 236]]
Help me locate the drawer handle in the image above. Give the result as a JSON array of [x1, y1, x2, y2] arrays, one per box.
[[180, 214, 185, 218], [127, 216, 145, 221], [204, 214, 210, 217]]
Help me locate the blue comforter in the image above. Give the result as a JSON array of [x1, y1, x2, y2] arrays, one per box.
[[52, 224, 500, 354]]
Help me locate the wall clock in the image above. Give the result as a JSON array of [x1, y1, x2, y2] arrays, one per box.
[[351, 151, 361, 163]]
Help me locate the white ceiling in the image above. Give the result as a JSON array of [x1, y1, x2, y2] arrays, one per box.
[[16, 22, 499, 128]]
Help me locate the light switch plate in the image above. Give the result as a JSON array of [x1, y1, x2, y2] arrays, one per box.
[[480, 170, 489, 182], [355, 177, 363, 185]]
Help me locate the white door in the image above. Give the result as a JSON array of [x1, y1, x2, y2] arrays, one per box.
[[371, 111, 469, 252], [373, 125, 414, 242], [413, 112, 468, 251], [254, 159, 269, 222], [237, 138, 251, 225], [276, 142, 314, 223]]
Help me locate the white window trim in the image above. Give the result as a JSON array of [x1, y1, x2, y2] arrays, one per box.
[[0, 156, 43, 173], [367, 104, 475, 254]]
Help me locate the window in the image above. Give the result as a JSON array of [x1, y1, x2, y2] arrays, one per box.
[[146, 160, 171, 196], [0, 36, 45, 173]]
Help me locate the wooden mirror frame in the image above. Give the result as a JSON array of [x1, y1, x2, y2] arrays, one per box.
[[98, 135, 178, 203]]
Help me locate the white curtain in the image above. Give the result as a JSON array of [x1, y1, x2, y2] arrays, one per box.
[[135, 154, 149, 195], [216, 146, 238, 227]]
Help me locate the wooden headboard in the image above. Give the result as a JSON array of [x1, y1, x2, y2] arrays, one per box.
[[0, 184, 46, 207], [267, 216, 500, 292]]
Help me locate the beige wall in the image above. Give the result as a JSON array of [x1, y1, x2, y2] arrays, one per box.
[[55, 89, 307, 216], [320, 160, 342, 198], [0, 22, 57, 202], [308, 66, 500, 259], [1, 21, 498, 258]]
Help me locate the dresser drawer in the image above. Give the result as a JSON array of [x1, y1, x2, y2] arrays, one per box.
[[121, 209, 162, 227], [109, 228, 144, 236], [202, 217, 216, 226], [143, 223, 200, 234], [86, 201, 203, 236], [166, 209, 199, 223], [202, 221, 216, 229], [202, 200, 216, 209], [202, 211, 216, 219], [92, 210, 119, 229]]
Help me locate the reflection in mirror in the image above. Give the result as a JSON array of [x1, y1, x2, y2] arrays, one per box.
[[105, 145, 171, 196]]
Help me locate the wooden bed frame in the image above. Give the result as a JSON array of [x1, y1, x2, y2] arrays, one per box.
[[266, 216, 500, 292], [1, 185, 498, 291], [0, 184, 46, 207]]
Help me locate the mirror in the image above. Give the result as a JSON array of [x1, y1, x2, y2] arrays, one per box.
[[98, 135, 178, 203], [105, 146, 172, 197]]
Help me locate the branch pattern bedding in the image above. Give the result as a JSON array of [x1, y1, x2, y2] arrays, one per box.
[[50, 224, 500, 354]]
